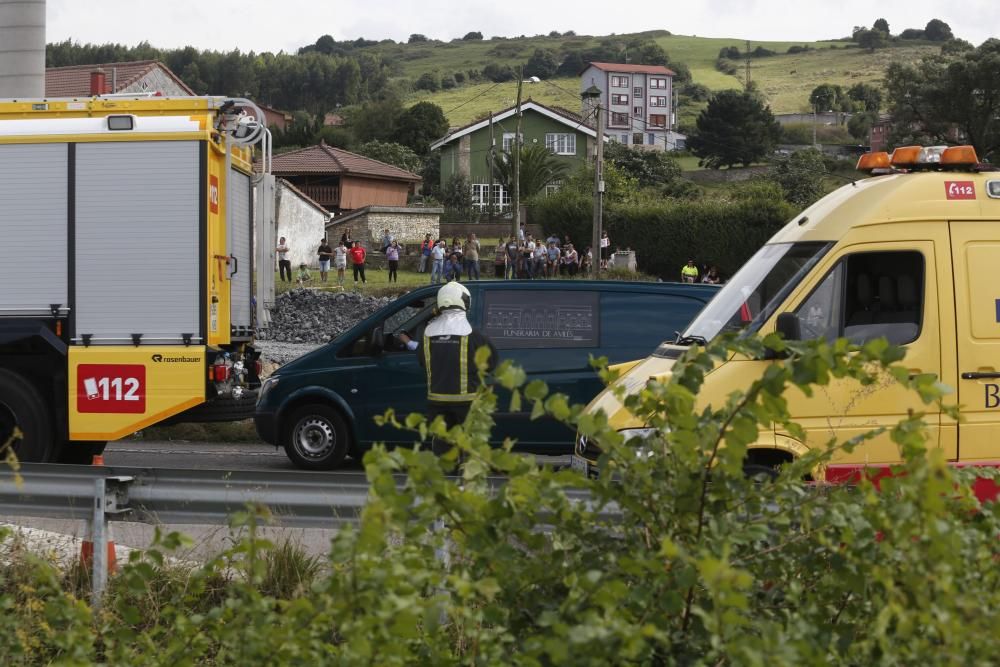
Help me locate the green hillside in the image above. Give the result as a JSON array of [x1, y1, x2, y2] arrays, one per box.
[[387, 32, 939, 127]]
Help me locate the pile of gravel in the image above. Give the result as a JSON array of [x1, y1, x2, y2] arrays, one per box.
[[260, 289, 392, 344]]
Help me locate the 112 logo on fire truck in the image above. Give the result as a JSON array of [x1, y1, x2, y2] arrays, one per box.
[[77, 364, 146, 414], [945, 181, 976, 200], [209, 174, 220, 213]]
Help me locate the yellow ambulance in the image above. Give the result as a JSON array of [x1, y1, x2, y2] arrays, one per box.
[[573, 145, 1000, 482]]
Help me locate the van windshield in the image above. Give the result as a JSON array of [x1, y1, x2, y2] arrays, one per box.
[[677, 242, 832, 344]]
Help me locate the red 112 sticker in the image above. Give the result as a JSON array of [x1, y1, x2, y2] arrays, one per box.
[[77, 364, 146, 414], [945, 181, 976, 200]]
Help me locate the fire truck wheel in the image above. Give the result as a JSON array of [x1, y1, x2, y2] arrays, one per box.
[[0, 369, 54, 463], [57, 441, 107, 465], [283, 403, 351, 470]]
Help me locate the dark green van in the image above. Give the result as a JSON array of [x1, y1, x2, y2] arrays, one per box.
[[255, 280, 718, 469]]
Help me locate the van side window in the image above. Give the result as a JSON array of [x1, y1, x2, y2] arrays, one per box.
[[793, 251, 924, 345]]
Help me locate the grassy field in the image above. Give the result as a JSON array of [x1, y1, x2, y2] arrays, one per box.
[[391, 32, 938, 125]]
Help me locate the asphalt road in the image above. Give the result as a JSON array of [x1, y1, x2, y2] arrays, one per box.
[[104, 438, 364, 472], [105, 439, 571, 471]]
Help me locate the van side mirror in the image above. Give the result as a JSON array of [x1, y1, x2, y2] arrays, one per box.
[[764, 313, 801, 360], [776, 312, 801, 341], [370, 327, 385, 356]]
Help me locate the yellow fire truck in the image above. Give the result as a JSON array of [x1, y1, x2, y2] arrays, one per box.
[[0, 96, 275, 462]]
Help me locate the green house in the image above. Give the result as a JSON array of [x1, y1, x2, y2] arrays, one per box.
[[430, 100, 599, 212]]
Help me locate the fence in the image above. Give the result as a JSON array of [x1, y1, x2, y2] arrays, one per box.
[[0, 462, 606, 607]]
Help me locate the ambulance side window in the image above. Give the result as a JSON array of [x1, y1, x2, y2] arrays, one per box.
[[793, 251, 923, 345]]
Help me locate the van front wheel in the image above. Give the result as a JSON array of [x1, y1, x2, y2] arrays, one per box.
[[283, 404, 351, 470]]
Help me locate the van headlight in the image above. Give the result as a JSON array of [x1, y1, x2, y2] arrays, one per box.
[[258, 376, 279, 403]]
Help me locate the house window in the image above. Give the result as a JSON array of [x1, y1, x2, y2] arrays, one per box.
[[633, 133, 643, 145], [544, 179, 563, 197], [611, 75, 629, 88], [621, 134, 629, 144], [649, 114, 667, 127], [650, 96, 667, 107], [609, 112, 629, 127], [650, 78, 667, 89], [472, 183, 510, 211], [611, 94, 629, 106], [633, 87, 643, 98], [502, 132, 522, 153], [545, 133, 577, 155], [633, 106, 643, 118], [648, 133, 656, 145]]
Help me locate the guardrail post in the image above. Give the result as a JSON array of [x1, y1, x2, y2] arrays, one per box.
[[90, 476, 132, 610]]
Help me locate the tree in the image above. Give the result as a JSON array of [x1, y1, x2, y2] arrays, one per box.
[[769, 148, 827, 207], [942, 39, 974, 55], [857, 29, 887, 52], [899, 28, 925, 40], [809, 83, 844, 111], [523, 49, 558, 79], [556, 51, 585, 77], [415, 72, 440, 92], [603, 142, 683, 187], [492, 144, 569, 198], [847, 83, 882, 113], [885, 40, 1000, 160], [688, 90, 782, 169], [848, 112, 877, 141], [924, 19, 954, 42], [440, 173, 474, 219], [873, 18, 890, 34], [462, 31, 483, 40], [349, 96, 404, 144], [482, 63, 515, 82], [355, 140, 423, 174], [392, 101, 449, 155]]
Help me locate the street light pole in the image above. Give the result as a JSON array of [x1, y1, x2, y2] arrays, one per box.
[[511, 67, 523, 241], [581, 85, 604, 277]]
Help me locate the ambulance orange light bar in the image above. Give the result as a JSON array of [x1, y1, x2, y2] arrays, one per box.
[[890, 146, 922, 167], [856, 152, 891, 172], [941, 145, 979, 167]]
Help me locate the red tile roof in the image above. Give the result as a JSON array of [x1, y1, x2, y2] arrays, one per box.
[[270, 142, 421, 182], [586, 62, 676, 76], [45, 60, 195, 97]]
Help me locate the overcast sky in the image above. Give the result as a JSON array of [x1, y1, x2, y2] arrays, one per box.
[[47, 0, 994, 53]]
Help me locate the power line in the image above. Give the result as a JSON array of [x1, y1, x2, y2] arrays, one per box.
[[442, 82, 503, 116]]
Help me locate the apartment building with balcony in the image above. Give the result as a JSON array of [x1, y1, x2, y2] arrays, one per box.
[[580, 62, 685, 151]]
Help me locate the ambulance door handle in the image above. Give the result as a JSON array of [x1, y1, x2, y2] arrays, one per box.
[[229, 255, 238, 278], [961, 371, 1000, 380]]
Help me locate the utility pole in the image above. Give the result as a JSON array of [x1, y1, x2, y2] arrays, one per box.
[[590, 102, 604, 277], [744, 40, 752, 91], [511, 67, 523, 240], [487, 111, 495, 223]]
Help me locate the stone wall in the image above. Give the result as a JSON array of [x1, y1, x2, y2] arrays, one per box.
[[440, 222, 544, 244], [325, 206, 442, 251], [275, 180, 330, 268]]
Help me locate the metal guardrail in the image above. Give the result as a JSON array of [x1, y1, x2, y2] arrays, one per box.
[[0, 462, 607, 607]]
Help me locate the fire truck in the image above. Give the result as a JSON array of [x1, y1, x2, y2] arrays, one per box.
[[0, 96, 275, 462]]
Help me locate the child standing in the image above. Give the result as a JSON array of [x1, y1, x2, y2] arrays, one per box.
[[386, 240, 400, 283]]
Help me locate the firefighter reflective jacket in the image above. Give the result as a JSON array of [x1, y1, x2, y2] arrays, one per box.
[[418, 310, 498, 403]]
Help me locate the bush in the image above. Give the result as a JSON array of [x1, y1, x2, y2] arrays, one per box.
[[786, 45, 813, 54], [483, 63, 516, 82], [415, 71, 439, 92], [532, 189, 795, 279], [5, 332, 998, 664]]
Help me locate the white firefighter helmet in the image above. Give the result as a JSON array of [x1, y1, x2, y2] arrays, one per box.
[[437, 282, 471, 311]]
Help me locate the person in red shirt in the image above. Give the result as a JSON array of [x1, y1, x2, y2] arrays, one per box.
[[349, 241, 367, 284]]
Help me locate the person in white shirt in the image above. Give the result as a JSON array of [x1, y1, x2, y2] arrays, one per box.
[[333, 241, 348, 288], [532, 240, 546, 278], [599, 231, 611, 270], [276, 236, 291, 282], [430, 240, 446, 284]]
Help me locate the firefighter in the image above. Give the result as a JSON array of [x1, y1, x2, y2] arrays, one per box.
[[399, 282, 498, 457]]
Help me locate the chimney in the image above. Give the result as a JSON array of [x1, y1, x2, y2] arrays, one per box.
[[90, 68, 107, 96]]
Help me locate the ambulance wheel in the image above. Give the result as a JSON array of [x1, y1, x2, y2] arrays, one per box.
[[283, 404, 351, 470], [0, 369, 54, 463], [58, 441, 107, 465]]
